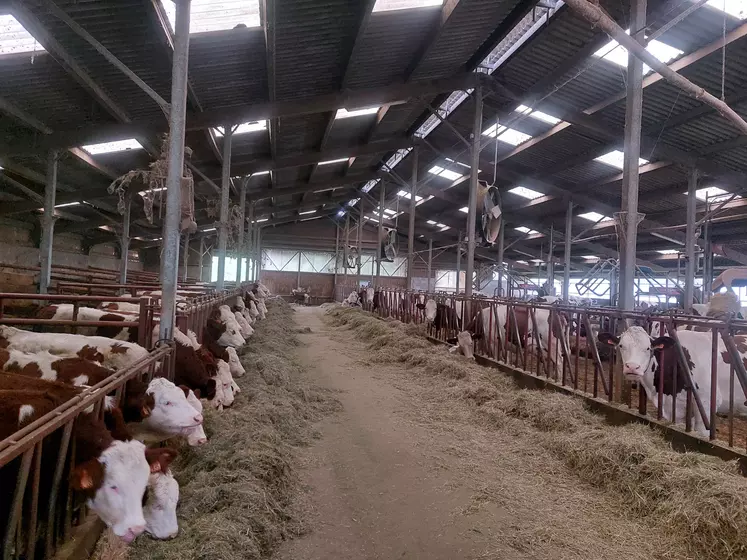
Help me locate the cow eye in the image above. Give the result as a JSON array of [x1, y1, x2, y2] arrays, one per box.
[[164, 401, 172, 406], [110, 485, 118, 492]]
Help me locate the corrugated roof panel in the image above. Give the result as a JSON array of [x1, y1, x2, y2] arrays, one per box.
[[277, 113, 329, 154], [344, 9, 440, 89], [409, 0, 525, 81]]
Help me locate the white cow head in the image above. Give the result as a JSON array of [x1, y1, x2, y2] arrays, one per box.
[[598, 326, 664, 380], [365, 287, 374, 303], [417, 299, 437, 322], [216, 321, 245, 347], [143, 470, 180, 540], [248, 301, 259, 319], [182, 389, 207, 446], [71, 442, 176, 543], [225, 346, 246, 377], [143, 378, 204, 435], [234, 311, 254, 338], [447, 331, 479, 360], [211, 360, 236, 409]]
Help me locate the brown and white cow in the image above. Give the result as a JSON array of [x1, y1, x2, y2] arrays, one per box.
[[0, 326, 149, 371], [0, 389, 176, 543], [37, 304, 138, 342]]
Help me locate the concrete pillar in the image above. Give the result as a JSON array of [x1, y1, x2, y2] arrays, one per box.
[[465, 87, 483, 298], [159, 0, 191, 341], [684, 168, 698, 311], [407, 149, 418, 289], [618, 0, 646, 312], [216, 125, 233, 290], [39, 150, 59, 294]]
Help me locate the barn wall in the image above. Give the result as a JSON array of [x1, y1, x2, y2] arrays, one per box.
[[0, 220, 143, 292]]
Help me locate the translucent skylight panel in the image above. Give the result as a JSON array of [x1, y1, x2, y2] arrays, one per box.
[[707, 0, 747, 19], [318, 157, 349, 166], [657, 249, 679, 254], [373, 0, 443, 12], [515, 226, 539, 235], [509, 186, 543, 200], [459, 206, 468, 213], [82, 139, 144, 155], [692, 186, 742, 201], [299, 210, 317, 215], [396, 190, 424, 202], [0, 15, 45, 56], [162, 0, 260, 34], [213, 120, 266, 137], [335, 107, 380, 119], [383, 148, 412, 171], [483, 124, 532, 145], [362, 179, 380, 193], [428, 165, 463, 181], [516, 260, 529, 265], [578, 211, 613, 223], [515, 104, 561, 125], [593, 32, 683, 75], [347, 198, 360, 207], [336, 209, 346, 217], [594, 150, 649, 169]]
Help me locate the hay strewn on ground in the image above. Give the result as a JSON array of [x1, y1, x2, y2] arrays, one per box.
[[96, 299, 340, 560], [324, 305, 747, 560]]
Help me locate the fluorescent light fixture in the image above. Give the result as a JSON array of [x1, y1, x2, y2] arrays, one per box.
[[299, 210, 317, 215], [482, 123, 532, 145], [382, 208, 396, 216], [707, 0, 747, 19], [372, 0, 442, 12], [201, 227, 216, 232], [459, 206, 468, 213], [690, 186, 742, 202], [396, 190, 424, 202], [318, 157, 349, 166], [213, 120, 266, 137], [98, 226, 113, 232], [516, 260, 529, 265], [82, 139, 144, 155], [508, 186, 543, 200], [440, 225, 451, 231], [335, 107, 380, 119], [444, 157, 473, 170], [427, 220, 437, 225], [428, 165, 463, 181], [336, 209, 346, 217], [0, 15, 45, 56], [138, 186, 167, 197], [657, 249, 679, 255], [252, 218, 268, 223], [366, 215, 380, 223], [362, 179, 380, 193], [515, 226, 539, 235], [578, 211, 612, 223], [515, 104, 561, 125], [594, 149, 649, 170], [252, 170, 270, 176], [594, 31, 683, 75], [55, 202, 81, 208], [530, 259, 544, 264], [161, 0, 260, 34]]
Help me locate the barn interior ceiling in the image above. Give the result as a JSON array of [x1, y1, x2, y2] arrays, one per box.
[[2, 0, 747, 272]]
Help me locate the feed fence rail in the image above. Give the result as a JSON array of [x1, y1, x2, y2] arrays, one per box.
[[0, 345, 171, 560], [335, 285, 747, 451]]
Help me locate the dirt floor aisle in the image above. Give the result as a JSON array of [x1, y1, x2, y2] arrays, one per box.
[[276, 307, 683, 560]]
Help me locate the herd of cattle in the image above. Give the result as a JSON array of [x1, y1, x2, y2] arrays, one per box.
[[0, 282, 272, 546], [346, 287, 747, 438]]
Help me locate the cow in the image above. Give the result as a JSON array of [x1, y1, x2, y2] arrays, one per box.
[[184, 330, 239, 410], [446, 331, 482, 359], [132, 378, 205, 443], [36, 304, 137, 341], [203, 315, 245, 348], [0, 326, 149, 371], [143, 469, 180, 540], [173, 330, 217, 401], [233, 310, 254, 338], [0, 388, 177, 543], [0, 348, 116, 386], [416, 301, 461, 336], [598, 326, 719, 436], [218, 305, 247, 342], [178, 386, 207, 446]]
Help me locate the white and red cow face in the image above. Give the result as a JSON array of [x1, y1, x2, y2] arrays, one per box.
[[143, 378, 204, 435], [598, 326, 657, 380], [72, 442, 175, 543], [217, 322, 245, 347], [143, 470, 180, 539], [225, 346, 245, 377], [211, 360, 236, 410]]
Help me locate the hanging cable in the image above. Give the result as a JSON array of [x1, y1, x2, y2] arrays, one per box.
[[722, 0, 727, 102]]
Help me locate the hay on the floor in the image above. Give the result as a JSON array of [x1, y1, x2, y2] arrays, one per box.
[[96, 300, 340, 560], [324, 306, 747, 560]]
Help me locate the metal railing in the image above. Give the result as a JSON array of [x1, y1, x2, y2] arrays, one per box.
[[336, 285, 747, 450]]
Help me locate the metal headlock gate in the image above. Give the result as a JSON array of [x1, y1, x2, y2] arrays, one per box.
[[0, 284, 247, 559], [336, 285, 747, 456]]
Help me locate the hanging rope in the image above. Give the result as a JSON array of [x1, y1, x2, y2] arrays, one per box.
[[722, 0, 727, 102]]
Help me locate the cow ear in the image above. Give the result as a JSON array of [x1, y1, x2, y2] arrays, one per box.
[[106, 407, 132, 441], [145, 448, 178, 474], [177, 385, 190, 398], [70, 459, 105, 491], [597, 332, 619, 346], [651, 336, 675, 350], [193, 388, 202, 399]]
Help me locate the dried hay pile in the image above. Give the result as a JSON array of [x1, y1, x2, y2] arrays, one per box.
[[97, 299, 340, 560], [324, 306, 747, 560]]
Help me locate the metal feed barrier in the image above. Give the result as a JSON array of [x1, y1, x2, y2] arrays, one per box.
[[0, 284, 249, 559], [336, 285, 747, 452]]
